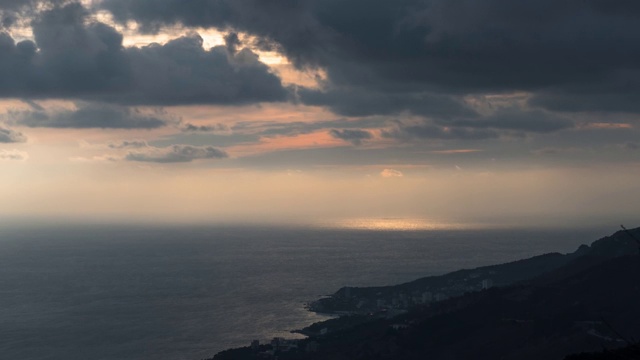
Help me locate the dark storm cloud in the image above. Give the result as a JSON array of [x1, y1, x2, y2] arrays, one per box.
[[384, 122, 500, 141], [0, 126, 26, 142], [101, 0, 322, 62], [223, 32, 241, 54], [108, 140, 148, 149], [0, 2, 287, 105], [125, 144, 228, 163], [0, 0, 35, 8], [623, 142, 639, 151], [182, 123, 230, 133], [329, 129, 372, 146], [381, 106, 573, 142], [0, 0, 35, 21], [121, 37, 287, 105], [297, 87, 477, 118], [529, 87, 640, 114], [440, 109, 575, 133], [150, 132, 259, 148], [100, 0, 640, 114], [0, 0, 45, 27], [0, 0, 69, 11], [13, 103, 168, 129], [23, 3, 131, 97]]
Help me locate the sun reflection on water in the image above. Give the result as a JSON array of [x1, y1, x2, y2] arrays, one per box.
[[318, 218, 479, 231]]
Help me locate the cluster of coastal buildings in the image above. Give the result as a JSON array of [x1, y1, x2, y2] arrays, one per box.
[[317, 277, 495, 316], [377, 278, 494, 309], [244, 278, 495, 359], [249, 337, 319, 359]]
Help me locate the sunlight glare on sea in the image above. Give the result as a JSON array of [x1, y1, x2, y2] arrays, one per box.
[[317, 218, 483, 231]]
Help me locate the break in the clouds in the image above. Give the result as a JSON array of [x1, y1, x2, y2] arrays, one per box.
[[0, 126, 26, 142], [101, 0, 640, 115], [380, 169, 403, 178], [12, 103, 168, 129], [125, 144, 228, 163], [0, 2, 286, 105]]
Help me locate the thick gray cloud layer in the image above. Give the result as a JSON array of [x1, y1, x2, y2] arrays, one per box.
[[13, 103, 168, 129], [0, 2, 286, 105], [438, 109, 575, 133], [0, 0, 42, 27], [384, 123, 500, 141], [382, 109, 575, 141], [0, 0, 633, 160], [125, 144, 228, 163], [101, 0, 640, 114], [329, 129, 372, 146], [297, 87, 477, 118], [182, 123, 229, 133], [108, 140, 148, 149]]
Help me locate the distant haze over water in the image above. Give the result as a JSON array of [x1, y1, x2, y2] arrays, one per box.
[[0, 222, 614, 359]]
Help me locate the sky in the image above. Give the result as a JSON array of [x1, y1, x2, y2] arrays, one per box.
[[1, 0, 639, 227]]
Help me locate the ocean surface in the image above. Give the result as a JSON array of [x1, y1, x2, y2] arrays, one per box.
[[0, 222, 612, 360]]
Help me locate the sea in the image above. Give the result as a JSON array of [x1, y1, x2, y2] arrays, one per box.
[[0, 221, 613, 360]]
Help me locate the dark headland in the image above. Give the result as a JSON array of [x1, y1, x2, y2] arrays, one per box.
[[208, 227, 640, 360]]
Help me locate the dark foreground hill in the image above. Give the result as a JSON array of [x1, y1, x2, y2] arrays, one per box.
[[309, 227, 640, 315], [210, 227, 640, 360]]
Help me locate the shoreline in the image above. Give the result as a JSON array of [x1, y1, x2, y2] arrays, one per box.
[[208, 227, 640, 359]]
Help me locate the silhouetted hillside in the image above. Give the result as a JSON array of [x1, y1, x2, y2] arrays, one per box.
[[309, 227, 640, 315], [209, 227, 640, 360], [566, 343, 640, 359]]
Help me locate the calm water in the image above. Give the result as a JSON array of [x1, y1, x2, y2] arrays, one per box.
[[0, 223, 612, 360]]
